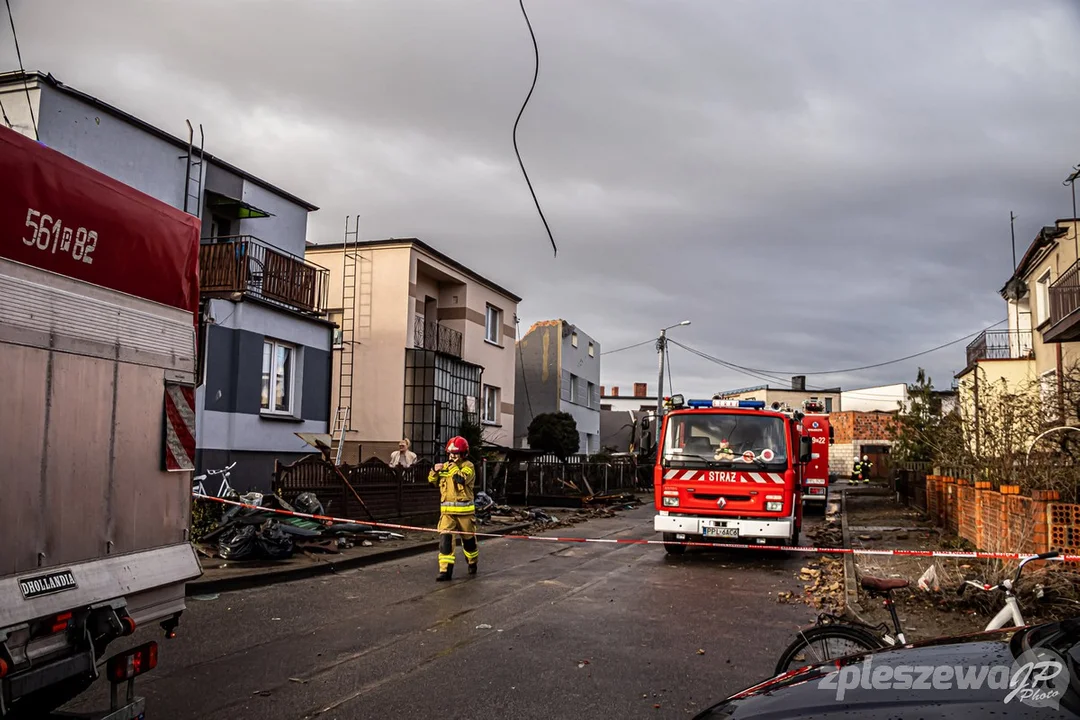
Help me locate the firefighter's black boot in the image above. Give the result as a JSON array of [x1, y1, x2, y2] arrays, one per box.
[[436, 565, 453, 582], [467, 562, 478, 575]]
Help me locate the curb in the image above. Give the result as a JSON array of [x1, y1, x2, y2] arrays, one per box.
[[839, 487, 870, 624], [186, 522, 532, 596]]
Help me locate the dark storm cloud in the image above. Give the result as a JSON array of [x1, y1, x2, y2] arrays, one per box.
[[5, 0, 1079, 398]]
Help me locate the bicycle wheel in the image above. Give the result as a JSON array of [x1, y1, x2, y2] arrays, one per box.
[[774, 624, 885, 676]]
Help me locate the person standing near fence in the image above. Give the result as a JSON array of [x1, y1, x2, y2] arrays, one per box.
[[390, 438, 417, 469], [428, 436, 479, 581]]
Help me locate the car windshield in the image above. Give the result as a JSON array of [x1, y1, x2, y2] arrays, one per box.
[[663, 412, 788, 466]]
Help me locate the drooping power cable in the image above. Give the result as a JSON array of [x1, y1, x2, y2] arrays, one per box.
[[513, 0, 557, 257]]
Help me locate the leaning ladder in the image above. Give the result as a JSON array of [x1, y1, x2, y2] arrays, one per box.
[[330, 406, 350, 465]]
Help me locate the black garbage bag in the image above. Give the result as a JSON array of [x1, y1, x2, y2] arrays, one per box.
[[293, 492, 325, 516], [217, 525, 259, 560], [256, 523, 295, 560]]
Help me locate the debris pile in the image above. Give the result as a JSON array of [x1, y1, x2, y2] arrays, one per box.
[[196, 491, 402, 562], [805, 516, 843, 549], [776, 558, 845, 611], [476, 493, 639, 531]]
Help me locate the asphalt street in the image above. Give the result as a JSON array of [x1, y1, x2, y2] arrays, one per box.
[[65, 504, 827, 719]]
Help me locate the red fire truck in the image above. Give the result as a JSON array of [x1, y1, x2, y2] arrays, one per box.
[[799, 410, 832, 511], [652, 396, 812, 554]]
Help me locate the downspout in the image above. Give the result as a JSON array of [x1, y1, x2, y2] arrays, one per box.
[[327, 323, 335, 438], [973, 366, 980, 458], [1058, 342, 1065, 423]]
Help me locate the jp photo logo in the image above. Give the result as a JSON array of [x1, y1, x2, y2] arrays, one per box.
[[818, 647, 1069, 709]]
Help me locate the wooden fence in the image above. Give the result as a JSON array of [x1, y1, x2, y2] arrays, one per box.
[[273, 456, 439, 523]]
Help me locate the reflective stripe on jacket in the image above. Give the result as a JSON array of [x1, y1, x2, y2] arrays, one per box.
[[428, 460, 476, 513]]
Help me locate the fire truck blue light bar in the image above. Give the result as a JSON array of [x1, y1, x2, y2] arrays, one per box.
[[687, 399, 766, 409]]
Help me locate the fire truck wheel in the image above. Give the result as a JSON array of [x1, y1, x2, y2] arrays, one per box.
[[663, 533, 686, 555]]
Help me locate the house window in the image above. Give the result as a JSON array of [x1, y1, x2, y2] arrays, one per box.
[[569, 374, 578, 404], [1036, 270, 1052, 326], [482, 385, 500, 424], [571, 332, 578, 348], [485, 305, 501, 344], [262, 339, 295, 414], [825, 397, 833, 413], [587, 382, 595, 408], [588, 342, 594, 357]]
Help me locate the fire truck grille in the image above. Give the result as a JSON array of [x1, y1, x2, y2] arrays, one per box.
[[694, 494, 752, 503]]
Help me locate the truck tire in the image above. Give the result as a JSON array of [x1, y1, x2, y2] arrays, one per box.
[[663, 532, 686, 555]]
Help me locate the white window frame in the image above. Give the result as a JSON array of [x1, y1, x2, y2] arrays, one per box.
[[482, 385, 500, 424], [485, 305, 501, 345], [586, 381, 595, 408], [569, 374, 579, 404], [588, 342, 594, 357], [571, 332, 578, 348], [1036, 270, 1052, 326], [262, 339, 296, 415]]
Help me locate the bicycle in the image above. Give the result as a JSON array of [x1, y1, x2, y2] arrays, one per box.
[[192, 461, 237, 498], [773, 550, 1061, 676]]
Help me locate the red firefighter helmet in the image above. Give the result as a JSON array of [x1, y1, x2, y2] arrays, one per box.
[[445, 436, 469, 454]]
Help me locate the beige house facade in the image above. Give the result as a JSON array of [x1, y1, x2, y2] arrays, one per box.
[[957, 218, 1080, 453], [307, 238, 520, 463], [715, 380, 841, 413]]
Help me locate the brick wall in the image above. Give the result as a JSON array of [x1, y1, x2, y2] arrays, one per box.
[[830, 411, 898, 444], [923, 475, 1072, 556]]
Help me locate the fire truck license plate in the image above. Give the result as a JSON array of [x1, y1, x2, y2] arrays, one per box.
[[704, 527, 739, 538]]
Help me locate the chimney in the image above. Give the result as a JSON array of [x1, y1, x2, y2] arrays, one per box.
[[792, 375, 806, 392], [612, 386, 619, 397], [600, 385, 606, 396], [634, 382, 647, 398]]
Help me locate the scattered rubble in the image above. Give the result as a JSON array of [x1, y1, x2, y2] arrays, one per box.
[[476, 493, 640, 532], [195, 491, 403, 562]]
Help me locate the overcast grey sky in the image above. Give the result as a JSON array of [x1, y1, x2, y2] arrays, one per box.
[[5, 0, 1080, 399]]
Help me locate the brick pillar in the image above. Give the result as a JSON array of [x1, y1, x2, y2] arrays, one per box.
[[974, 481, 991, 550]]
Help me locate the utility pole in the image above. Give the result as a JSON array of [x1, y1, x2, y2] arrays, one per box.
[[1010, 211, 1018, 347], [654, 320, 691, 444], [1010, 211, 1017, 271], [1066, 165, 1080, 258]]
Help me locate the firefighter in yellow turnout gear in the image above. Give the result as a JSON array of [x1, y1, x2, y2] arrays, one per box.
[[428, 436, 479, 581]]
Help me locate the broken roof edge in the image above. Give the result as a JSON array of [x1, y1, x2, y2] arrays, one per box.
[[1, 70, 319, 212]]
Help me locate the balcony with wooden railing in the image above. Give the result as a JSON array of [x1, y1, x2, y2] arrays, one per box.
[[1046, 259, 1080, 343], [199, 236, 329, 315], [965, 329, 1034, 369]]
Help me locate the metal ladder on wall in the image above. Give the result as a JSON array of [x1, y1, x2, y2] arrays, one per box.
[[182, 120, 205, 218], [331, 216, 360, 465]]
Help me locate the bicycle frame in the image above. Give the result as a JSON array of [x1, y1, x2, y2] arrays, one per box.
[[983, 594, 1025, 631], [192, 462, 237, 498]]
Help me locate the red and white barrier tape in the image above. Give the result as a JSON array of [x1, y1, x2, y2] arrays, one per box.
[[192, 493, 1080, 561]]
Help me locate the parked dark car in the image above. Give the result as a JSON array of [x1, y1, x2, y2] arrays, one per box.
[[694, 618, 1080, 718]]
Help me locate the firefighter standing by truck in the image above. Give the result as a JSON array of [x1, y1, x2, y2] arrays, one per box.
[[428, 436, 480, 581]]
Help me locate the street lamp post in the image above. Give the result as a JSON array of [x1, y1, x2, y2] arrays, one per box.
[[655, 320, 691, 444]]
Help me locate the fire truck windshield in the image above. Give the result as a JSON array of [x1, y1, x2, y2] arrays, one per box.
[[662, 413, 788, 466]]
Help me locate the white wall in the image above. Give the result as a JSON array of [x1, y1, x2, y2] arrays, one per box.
[[842, 383, 908, 413]]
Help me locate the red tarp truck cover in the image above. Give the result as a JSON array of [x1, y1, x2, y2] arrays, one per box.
[[0, 124, 200, 314]]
